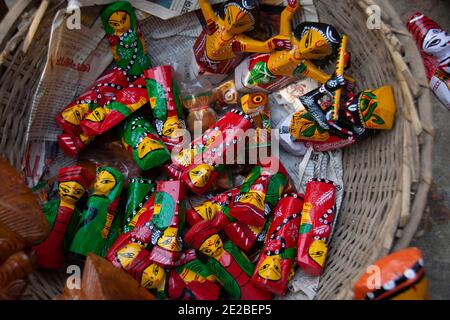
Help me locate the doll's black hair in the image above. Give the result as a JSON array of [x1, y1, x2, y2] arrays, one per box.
[[294, 22, 342, 66]]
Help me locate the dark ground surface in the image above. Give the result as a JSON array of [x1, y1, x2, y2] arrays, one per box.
[[391, 0, 450, 300]]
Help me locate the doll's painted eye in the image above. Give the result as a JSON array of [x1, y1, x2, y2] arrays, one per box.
[[429, 39, 441, 47]]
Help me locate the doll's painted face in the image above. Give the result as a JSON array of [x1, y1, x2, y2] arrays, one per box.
[[94, 170, 117, 196], [308, 239, 328, 268], [258, 255, 282, 281], [85, 107, 106, 122], [141, 263, 165, 290], [157, 227, 181, 252], [188, 164, 214, 188], [241, 93, 268, 115], [61, 104, 89, 125], [108, 11, 131, 36], [162, 116, 184, 138], [116, 243, 143, 269], [224, 4, 255, 35], [423, 28, 450, 60], [58, 181, 85, 204], [199, 234, 223, 258], [194, 201, 220, 221], [179, 267, 208, 283], [137, 136, 164, 159], [239, 191, 265, 211], [297, 29, 332, 60]]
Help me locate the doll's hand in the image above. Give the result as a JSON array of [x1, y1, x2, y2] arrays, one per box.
[[270, 37, 292, 50], [231, 40, 243, 52], [325, 74, 345, 92]]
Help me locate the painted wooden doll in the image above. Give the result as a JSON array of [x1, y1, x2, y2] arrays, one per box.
[[251, 193, 304, 295], [407, 13, 449, 111], [185, 220, 272, 300], [186, 188, 266, 252], [119, 114, 171, 170], [228, 158, 289, 228], [297, 179, 336, 277], [56, 68, 129, 157], [145, 65, 187, 150], [193, 0, 293, 82], [165, 109, 255, 195], [123, 177, 156, 233], [33, 166, 94, 269], [282, 74, 397, 152], [235, 21, 342, 92], [354, 247, 428, 300], [168, 259, 220, 300], [101, 1, 152, 77], [80, 76, 148, 137], [70, 166, 124, 257]]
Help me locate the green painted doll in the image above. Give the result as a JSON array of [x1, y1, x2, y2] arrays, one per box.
[[70, 166, 125, 257], [101, 1, 151, 77], [123, 177, 156, 233], [120, 114, 171, 171]]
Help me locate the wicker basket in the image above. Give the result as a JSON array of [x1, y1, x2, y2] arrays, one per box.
[[0, 0, 433, 300]]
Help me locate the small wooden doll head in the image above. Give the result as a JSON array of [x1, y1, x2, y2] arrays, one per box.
[[293, 22, 341, 61], [187, 163, 216, 189], [257, 255, 282, 281], [162, 116, 185, 139], [407, 13, 450, 62], [241, 92, 268, 127], [61, 104, 89, 126], [157, 227, 182, 252], [185, 221, 223, 259], [223, 0, 260, 35], [58, 166, 93, 207], [102, 1, 137, 37], [92, 167, 124, 200], [141, 263, 166, 290]]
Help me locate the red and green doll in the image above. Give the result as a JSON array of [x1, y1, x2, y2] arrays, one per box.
[[101, 1, 152, 77], [144, 65, 187, 150], [69, 166, 124, 257], [252, 193, 304, 295], [34, 166, 94, 269], [119, 114, 171, 171], [185, 220, 271, 300]]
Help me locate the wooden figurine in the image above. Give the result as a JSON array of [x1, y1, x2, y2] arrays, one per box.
[[123, 177, 156, 233], [234, 18, 344, 92], [185, 220, 272, 300], [407, 13, 449, 111], [228, 158, 288, 228], [354, 247, 428, 300], [297, 179, 336, 277], [283, 73, 397, 152], [56, 68, 129, 157], [182, 91, 218, 134], [80, 76, 149, 137], [145, 65, 187, 150], [168, 259, 220, 300], [70, 166, 124, 257], [193, 0, 293, 82], [251, 193, 304, 295], [165, 109, 255, 195], [186, 188, 266, 252], [56, 253, 155, 300], [101, 1, 152, 77], [119, 114, 171, 170], [33, 166, 94, 269]]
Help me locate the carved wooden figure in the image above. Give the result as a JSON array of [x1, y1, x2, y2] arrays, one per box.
[[251, 193, 304, 295], [70, 166, 124, 257], [185, 220, 272, 300], [34, 166, 94, 269], [193, 0, 293, 82]]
